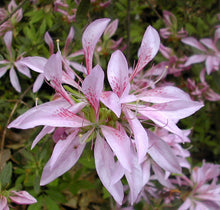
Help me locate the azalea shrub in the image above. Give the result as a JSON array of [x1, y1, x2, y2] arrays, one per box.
[[0, 0, 220, 209]]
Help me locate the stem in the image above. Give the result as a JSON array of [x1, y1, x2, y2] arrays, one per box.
[[0, 85, 32, 172], [0, 0, 29, 26]]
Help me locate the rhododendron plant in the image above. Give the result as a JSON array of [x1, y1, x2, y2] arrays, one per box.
[[7, 18, 205, 207]]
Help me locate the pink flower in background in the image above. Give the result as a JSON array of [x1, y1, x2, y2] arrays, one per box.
[[160, 10, 187, 40], [0, 0, 23, 36], [179, 162, 220, 210], [0, 190, 36, 209], [54, 0, 77, 22], [0, 31, 31, 92], [187, 69, 220, 101], [182, 28, 220, 75]]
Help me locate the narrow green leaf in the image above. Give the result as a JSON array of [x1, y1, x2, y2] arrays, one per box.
[[0, 162, 12, 189]]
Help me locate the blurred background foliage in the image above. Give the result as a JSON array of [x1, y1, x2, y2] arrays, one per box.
[[0, 0, 220, 209]]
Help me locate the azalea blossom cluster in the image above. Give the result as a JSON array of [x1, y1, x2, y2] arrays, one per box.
[[6, 18, 212, 208]]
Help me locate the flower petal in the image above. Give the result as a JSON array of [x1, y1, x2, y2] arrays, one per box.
[[130, 26, 160, 80], [40, 130, 85, 185], [33, 73, 45, 92], [152, 100, 204, 120], [64, 27, 75, 55], [44, 31, 54, 54], [9, 191, 37, 205], [31, 126, 54, 149], [3, 31, 13, 58], [82, 65, 104, 117], [148, 130, 181, 174], [137, 86, 191, 103], [107, 50, 129, 97], [0, 196, 9, 210], [182, 37, 207, 52], [82, 18, 110, 74], [123, 108, 148, 164], [8, 98, 91, 129], [20, 56, 47, 73], [100, 91, 121, 117], [184, 55, 207, 66], [101, 124, 133, 172], [9, 66, 21, 92], [94, 133, 124, 205]]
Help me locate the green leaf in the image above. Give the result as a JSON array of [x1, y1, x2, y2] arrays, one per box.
[[39, 19, 47, 35], [0, 162, 12, 189], [44, 196, 60, 210], [34, 175, 40, 194], [46, 189, 66, 203], [76, 0, 90, 21], [28, 195, 43, 210]]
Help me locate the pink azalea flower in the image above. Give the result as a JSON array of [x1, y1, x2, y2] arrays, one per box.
[[0, 0, 23, 36], [179, 162, 220, 210], [54, 0, 77, 22], [186, 68, 220, 101], [160, 10, 187, 40], [182, 28, 220, 75], [0, 31, 31, 92], [7, 19, 204, 206]]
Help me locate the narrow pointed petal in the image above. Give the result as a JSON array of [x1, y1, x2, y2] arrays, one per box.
[[9, 191, 37, 204], [9, 67, 21, 92], [123, 108, 148, 164], [184, 55, 207, 66], [40, 131, 85, 185], [182, 37, 207, 52], [82, 65, 104, 117], [15, 60, 31, 78], [44, 53, 62, 82], [137, 86, 191, 103], [69, 61, 87, 74], [152, 163, 174, 188], [94, 134, 124, 205], [104, 19, 118, 38], [8, 99, 91, 129], [31, 126, 54, 149], [0, 66, 9, 78], [130, 26, 160, 80], [45, 53, 74, 104], [20, 56, 47, 73], [178, 198, 192, 210], [0, 196, 9, 210], [107, 50, 129, 97], [101, 124, 133, 172], [100, 91, 121, 117], [205, 56, 215, 75], [33, 73, 45, 92], [200, 38, 217, 51], [142, 159, 151, 185], [148, 130, 181, 174], [44, 31, 54, 54], [152, 100, 204, 120], [3, 31, 13, 58], [124, 146, 144, 205], [82, 18, 110, 74], [136, 106, 184, 138], [64, 27, 74, 55]]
